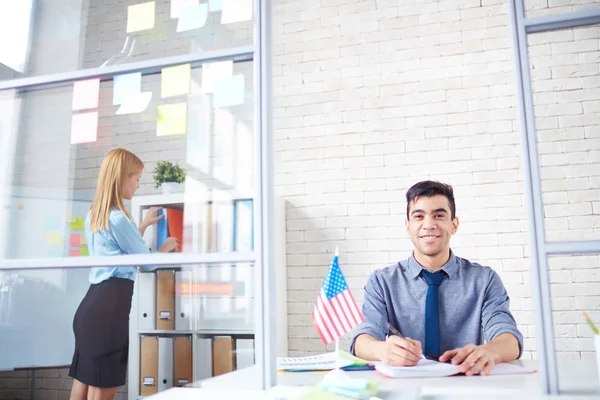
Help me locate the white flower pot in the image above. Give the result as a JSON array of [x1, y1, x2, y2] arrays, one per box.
[[161, 182, 181, 194]]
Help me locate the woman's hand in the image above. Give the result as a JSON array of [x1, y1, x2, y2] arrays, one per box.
[[139, 207, 164, 236], [158, 237, 180, 253]]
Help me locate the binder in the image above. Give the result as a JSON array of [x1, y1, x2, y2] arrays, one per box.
[[166, 208, 184, 252], [140, 336, 158, 396], [158, 337, 174, 391], [195, 337, 213, 380], [156, 208, 169, 249], [213, 336, 235, 377], [235, 338, 254, 370], [175, 270, 192, 331], [156, 270, 175, 330], [173, 336, 193, 386], [138, 272, 156, 331]]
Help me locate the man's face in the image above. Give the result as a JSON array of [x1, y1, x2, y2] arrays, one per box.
[[405, 194, 458, 259]]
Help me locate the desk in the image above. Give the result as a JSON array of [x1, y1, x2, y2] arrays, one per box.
[[147, 360, 600, 400]]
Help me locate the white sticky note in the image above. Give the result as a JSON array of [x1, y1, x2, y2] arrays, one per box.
[[72, 79, 100, 111], [70, 112, 98, 144], [126, 1, 156, 33], [201, 60, 233, 93], [214, 74, 245, 107], [209, 0, 222, 11], [221, 0, 252, 24], [177, 3, 208, 32], [171, 0, 199, 18], [113, 72, 142, 106], [116, 92, 152, 115]]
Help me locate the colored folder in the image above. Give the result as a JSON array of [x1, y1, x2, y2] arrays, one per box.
[[166, 208, 183, 252], [156, 208, 169, 249]]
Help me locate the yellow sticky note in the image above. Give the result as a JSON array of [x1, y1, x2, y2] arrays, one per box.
[[80, 246, 89, 256], [157, 103, 188, 136], [70, 217, 85, 231], [161, 64, 191, 98], [65, 213, 76, 223], [46, 233, 62, 245], [127, 1, 155, 33], [80, 233, 87, 245]]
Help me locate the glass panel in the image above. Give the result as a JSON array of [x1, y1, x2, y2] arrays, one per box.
[[546, 255, 600, 395], [528, 25, 600, 242], [525, 0, 599, 19], [0, 0, 253, 81], [0, 60, 254, 259]]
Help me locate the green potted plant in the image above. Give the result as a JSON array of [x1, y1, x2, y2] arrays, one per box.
[[153, 160, 186, 194]]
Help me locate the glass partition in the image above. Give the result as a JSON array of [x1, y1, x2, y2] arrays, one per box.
[[0, 0, 253, 81]]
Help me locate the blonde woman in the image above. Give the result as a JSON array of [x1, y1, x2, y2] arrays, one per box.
[[69, 148, 179, 400]]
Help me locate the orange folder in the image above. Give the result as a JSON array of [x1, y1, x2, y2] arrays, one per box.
[[166, 208, 184, 252]]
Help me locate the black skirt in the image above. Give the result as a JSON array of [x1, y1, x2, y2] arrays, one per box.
[[69, 277, 134, 388]]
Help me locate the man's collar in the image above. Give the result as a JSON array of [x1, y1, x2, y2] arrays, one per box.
[[407, 250, 458, 279]]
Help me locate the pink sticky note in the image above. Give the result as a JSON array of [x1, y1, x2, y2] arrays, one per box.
[[70, 234, 81, 247], [72, 79, 100, 111], [71, 111, 98, 144], [80, 233, 87, 245], [70, 250, 80, 257]]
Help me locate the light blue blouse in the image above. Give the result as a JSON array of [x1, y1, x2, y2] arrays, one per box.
[[86, 209, 154, 284]]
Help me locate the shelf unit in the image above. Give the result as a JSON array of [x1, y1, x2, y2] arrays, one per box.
[[127, 193, 287, 399]]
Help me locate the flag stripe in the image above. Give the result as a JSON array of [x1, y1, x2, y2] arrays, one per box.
[[321, 290, 344, 337], [337, 291, 358, 327], [331, 295, 352, 333], [314, 298, 335, 343], [317, 291, 340, 338], [313, 309, 332, 344], [343, 290, 363, 323]]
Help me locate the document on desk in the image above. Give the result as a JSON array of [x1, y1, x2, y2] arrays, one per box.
[[277, 350, 369, 372], [374, 359, 535, 378]]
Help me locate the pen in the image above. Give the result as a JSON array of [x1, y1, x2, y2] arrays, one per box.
[[386, 322, 426, 360], [583, 311, 599, 334]]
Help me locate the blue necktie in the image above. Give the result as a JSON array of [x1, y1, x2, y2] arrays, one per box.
[[422, 270, 446, 358]]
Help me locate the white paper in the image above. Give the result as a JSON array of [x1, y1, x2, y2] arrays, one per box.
[[115, 92, 152, 115], [201, 60, 233, 93], [113, 72, 141, 106], [221, 0, 252, 24], [176, 3, 208, 32], [209, 0, 222, 11], [276, 352, 354, 371], [374, 359, 534, 378], [214, 74, 244, 108], [171, 0, 199, 18]]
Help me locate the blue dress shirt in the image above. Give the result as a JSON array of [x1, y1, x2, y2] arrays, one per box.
[[350, 251, 523, 357], [86, 209, 154, 284]]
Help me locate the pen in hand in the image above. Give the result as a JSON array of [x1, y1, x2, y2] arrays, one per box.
[[386, 322, 426, 360]]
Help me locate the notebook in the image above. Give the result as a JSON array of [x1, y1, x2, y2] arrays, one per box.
[[374, 359, 535, 378], [277, 350, 371, 372]]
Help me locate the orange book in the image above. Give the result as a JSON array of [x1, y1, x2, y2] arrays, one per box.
[[166, 208, 184, 252]]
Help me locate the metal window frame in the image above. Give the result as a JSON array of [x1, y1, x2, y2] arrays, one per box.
[[0, 0, 275, 391], [508, 1, 600, 395]]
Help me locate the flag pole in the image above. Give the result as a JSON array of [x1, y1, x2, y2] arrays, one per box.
[[334, 246, 340, 369]]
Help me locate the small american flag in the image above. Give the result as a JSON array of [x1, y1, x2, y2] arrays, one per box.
[[313, 251, 364, 345]]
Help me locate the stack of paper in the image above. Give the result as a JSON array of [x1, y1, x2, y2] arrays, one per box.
[[374, 359, 535, 378], [277, 350, 372, 372]]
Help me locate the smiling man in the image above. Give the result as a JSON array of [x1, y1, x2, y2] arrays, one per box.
[[350, 180, 522, 376]]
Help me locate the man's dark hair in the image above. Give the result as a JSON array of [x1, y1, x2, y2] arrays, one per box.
[[406, 180, 456, 220]]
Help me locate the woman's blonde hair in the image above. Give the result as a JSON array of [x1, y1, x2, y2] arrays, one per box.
[[89, 148, 144, 232]]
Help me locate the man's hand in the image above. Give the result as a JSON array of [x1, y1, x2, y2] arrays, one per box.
[[439, 344, 500, 376], [376, 335, 423, 367]]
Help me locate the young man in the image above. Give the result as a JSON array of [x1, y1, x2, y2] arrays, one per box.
[[350, 180, 522, 376]]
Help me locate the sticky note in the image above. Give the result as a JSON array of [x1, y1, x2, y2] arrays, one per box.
[[46, 233, 62, 245], [80, 246, 89, 256], [127, 1, 155, 33], [201, 60, 233, 93], [70, 217, 85, 231], [214, 74, 245, 107], [65, 213, 76, 223], [44, 216, 60, 230], [171, 0, 199, 18], [72, 79, 100, 111], [113, 72, 142, 106], [221, 0, 252, 24], [116, 92, 152, 115], [80, 233, 87, 245], [157, 103, 188, 136], [176, 3, 208, 32], [70, 250, 80, 257], [161, 64, 191, 98], [70, 111, 98, 145], [70, 234, 81, 247], [209, 0, 222, 11]]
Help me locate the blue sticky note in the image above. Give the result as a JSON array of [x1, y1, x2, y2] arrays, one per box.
[[213, 74, 245, 108], [177, 3, 208, 32], [113, 72, 142, 105], [44, 216, 60, 230]]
